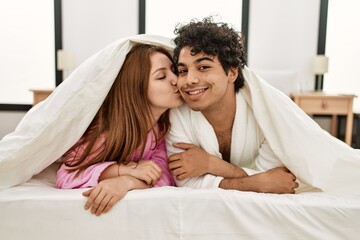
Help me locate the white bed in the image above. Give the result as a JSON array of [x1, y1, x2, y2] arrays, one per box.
[[1, 162, 360, 240]]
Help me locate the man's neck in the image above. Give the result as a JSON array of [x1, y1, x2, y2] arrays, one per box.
[[202, 93, 236, 133]]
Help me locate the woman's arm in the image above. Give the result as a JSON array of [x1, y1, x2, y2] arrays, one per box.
[[56, 160, 117, 189], [56, 135, 118, 189], [99, 161, 162, 186], [82, 175, 148, 216], [149, 137, 176, 187], [103, 133, 176, 187]]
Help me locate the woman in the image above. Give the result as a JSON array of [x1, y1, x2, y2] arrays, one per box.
[[56, 43, 183, 216]]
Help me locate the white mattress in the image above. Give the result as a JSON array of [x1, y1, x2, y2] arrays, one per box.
[[1, 163, 360, 240]]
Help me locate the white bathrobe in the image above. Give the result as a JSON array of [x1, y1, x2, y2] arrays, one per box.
[[167, 89, 282, 188], [167, 67, 360, 193]]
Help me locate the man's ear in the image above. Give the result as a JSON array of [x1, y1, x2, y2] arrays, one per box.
[[228, 67, 238, 83]]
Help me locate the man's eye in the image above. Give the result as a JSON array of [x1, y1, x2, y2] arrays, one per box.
[[178, 69, 187, 75], [199, 66, 210, 70]]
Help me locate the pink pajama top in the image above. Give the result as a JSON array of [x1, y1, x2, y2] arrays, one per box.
[[56, 130, 175, 189]]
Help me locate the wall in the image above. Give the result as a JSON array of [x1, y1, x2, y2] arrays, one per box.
[[0, 112, 26, 139]]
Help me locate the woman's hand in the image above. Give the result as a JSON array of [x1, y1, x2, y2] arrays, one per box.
[[82, 175, 147, 216], [119, 160, 162, 186]]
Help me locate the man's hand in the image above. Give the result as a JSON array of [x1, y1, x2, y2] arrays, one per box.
[[255, 167, 299, 194], [220, 167, 299, 194], [169, 142, 248, 180], [168, 142, 211, 180]]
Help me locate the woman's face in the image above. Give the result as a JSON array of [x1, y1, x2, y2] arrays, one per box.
[[147, 52, 183, 119]]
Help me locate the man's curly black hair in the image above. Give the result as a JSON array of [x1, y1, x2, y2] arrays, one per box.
[[173, 17, 247, 93]]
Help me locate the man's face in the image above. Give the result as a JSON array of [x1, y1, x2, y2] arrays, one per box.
[[176, 46, 237, 112]]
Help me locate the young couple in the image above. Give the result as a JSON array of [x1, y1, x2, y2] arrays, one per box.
[[56, 18, 298, 216]]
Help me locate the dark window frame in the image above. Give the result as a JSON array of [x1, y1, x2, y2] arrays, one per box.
[[317, 0, 328, 55], [314, 0, 328, 90]]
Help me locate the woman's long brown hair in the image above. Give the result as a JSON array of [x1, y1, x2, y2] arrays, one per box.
[[64, 44, 173, 172]]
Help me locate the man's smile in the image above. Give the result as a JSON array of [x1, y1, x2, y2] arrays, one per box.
[[186, 88, 207, 95]]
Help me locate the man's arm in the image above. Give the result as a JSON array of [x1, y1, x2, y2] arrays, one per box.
[[220, 167, 299, 194], [166, 107, 296, 193], [166, 108, 226, 188], [168, 142, 247, 180], [168, 143, 298, 194]]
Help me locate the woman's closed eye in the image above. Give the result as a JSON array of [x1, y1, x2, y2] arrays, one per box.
[[157, 75, 166, 80]]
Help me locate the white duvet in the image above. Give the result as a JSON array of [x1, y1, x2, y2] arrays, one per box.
[[242, 68, 360, 193]]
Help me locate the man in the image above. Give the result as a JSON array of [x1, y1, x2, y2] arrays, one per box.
[[166, 17, 299, 194]]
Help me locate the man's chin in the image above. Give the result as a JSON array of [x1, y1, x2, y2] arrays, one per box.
[[186, 102, 204, 112]]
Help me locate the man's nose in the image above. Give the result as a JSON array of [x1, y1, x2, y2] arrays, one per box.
[[186, 70, 200, 85]]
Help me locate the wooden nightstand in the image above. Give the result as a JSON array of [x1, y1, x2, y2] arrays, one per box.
[[30, 89, 53, 106], [291, 92, 356, 145]]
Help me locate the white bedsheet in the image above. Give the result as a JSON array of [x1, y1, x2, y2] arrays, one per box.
[[1, 163, 359, 240]]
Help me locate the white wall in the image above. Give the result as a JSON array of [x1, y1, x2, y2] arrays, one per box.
[[0, 112, 26, 140]]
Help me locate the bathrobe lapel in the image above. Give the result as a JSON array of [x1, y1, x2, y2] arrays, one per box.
[[230, 93, 248, 167], [192, 111, 221, 158], [190, 93, 248, 167]]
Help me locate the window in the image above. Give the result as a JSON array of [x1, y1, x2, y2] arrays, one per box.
[[0, 0, 61, 110], [142, 0, 245, 39], [323, 1, 360, 113]]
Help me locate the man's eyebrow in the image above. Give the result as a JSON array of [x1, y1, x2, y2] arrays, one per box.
[[194, 57, 215, 64], [177, 57, 215, 67]]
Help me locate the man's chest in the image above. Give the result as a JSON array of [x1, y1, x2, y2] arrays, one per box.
[[215, 129, 232, 162]]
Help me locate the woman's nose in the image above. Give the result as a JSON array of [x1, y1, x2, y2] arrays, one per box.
[[170, 73, 178, 86]]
